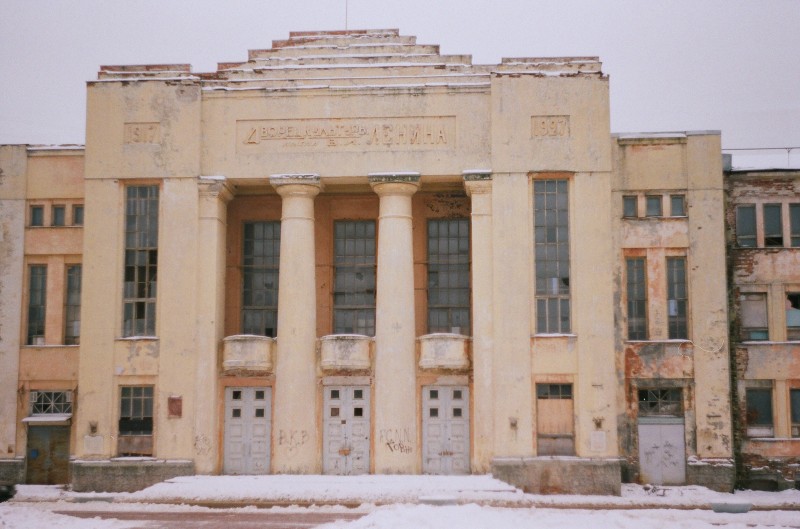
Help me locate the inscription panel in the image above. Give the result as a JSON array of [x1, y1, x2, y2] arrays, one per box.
[[531, 115, 570, 138], [237, 116, 456, 153], [123, 122, 161, 144]]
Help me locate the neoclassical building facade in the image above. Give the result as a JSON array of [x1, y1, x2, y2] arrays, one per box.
[[0, 29, 740, 493]]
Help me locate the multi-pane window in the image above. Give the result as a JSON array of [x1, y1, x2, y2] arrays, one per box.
[[27, 265, 47, 345], [427, 218, 470, 334], [645, 195, 662, 217], [623, 196, 638, 218], [73, 205, 84, 226], [52, 205, 66, 226], [64, 265, 82, 345], [123, 186, 158, 337], [30, 391, 73, 415], [626, 258, 647, 340], [740, 293, 768, 341], [30, 205, 44, 227], [333, 220, 376, 335], [119, 386, 154, 436], [670, 195, 686, 217], [791, 389, 800, 438], [242, 221, 280, 337], [666, 257, 687, 339], [745, 387, 774, 437], [735, 205, 756, 247], [534, 180, 570, 333], [638, 388, 682, 416], [787, 293, 800, 341], [790, 204, 800, 247], [763, 203, 783, 247]]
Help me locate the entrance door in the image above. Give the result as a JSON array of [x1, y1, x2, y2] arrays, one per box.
[[422, 386, 470, 474], [323, 386, 370, 475], [638, 417, 686, 485], [224, 387, 271, 475], [26, 425, 70, 484]]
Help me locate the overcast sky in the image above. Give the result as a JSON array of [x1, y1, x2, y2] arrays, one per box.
[[1, 0, 798, 158]]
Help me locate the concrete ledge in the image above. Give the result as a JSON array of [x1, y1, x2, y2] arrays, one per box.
[[686, 458, 735, 492], [0, 458, 25, 484], [71, 459, 194, 492], [492, 456, 621, 495]]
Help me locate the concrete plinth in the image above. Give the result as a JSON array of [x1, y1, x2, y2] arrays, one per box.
[[492, 456, 622, 495], [71, 459, 194, 492]]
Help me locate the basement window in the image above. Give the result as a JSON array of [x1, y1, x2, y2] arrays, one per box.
[[740, 293, 768, 341], [746, 387, 774, 437]]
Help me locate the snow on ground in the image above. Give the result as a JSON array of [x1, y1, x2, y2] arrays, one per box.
[[0, 502, 141, 528]]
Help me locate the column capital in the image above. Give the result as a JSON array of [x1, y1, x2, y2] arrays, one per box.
[[269, 174, 322, 197], [368, 172, 420, 196], [198, 175, 234, 203], [463, 170, 493, 196]]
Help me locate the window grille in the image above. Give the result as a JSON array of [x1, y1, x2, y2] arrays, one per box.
[[638, 388, 682, 416], [30, 390, 73, 415]]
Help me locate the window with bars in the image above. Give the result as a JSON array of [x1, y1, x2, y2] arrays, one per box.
[[242, 221, 280, 337], [763, 204, 784, 247], [123, 186, 158, 337], [64, 265, 82, 345], [119, 386, 154, 436], [30, 390, 73, 415], [626, 258, 647, 340], [666, 257, 687, 339], [427, 218, 470, 334], [638, 388, 682, 416], [534, 180, 570, 333], [333, 220, 376, 335], [27, 265, 47, 345], [735, 205, 756, 248]]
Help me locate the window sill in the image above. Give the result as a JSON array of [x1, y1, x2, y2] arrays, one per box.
[[625, 339, 691, 344], [116, 336, 159, 341]]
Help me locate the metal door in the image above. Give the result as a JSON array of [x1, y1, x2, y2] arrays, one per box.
[[638, 417, 686, 485], [224, 387, 271, 475], [323, 386, 370, 475], [25, 425, 70, 484], [422, 386, 470, 475]]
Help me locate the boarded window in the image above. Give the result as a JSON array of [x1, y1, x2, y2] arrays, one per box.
[[333, 220, 376, 335], [745, 387, 774, 437], [763, 204, 783, 247], [536, 383, 574, 456], [736, 205, 756, 247], [242, 221, 280, 337], [122, 186, 159, 337], [623, 196, 638, 218], [534, 180, 570, 333], [666, 257, 687, 339], [626, 258, 647, 340], [740, 293, 768, 341], [427, 218, 470, 334]]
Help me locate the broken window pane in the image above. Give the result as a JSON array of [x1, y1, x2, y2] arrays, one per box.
[[787, 293, 800, 341], [638, 388, 682, 416]]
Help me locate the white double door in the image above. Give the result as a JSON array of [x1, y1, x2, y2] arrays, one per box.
[[422, 385, 470, 474], [323, 385, 371, 475], [224, 387, 271, 475]]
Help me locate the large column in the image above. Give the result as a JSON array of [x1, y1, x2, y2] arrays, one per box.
[[194, 176, 232, 473], [369, 172, 419, 473], [464, 171, 494, 472], [270, 174, 321, 473]]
